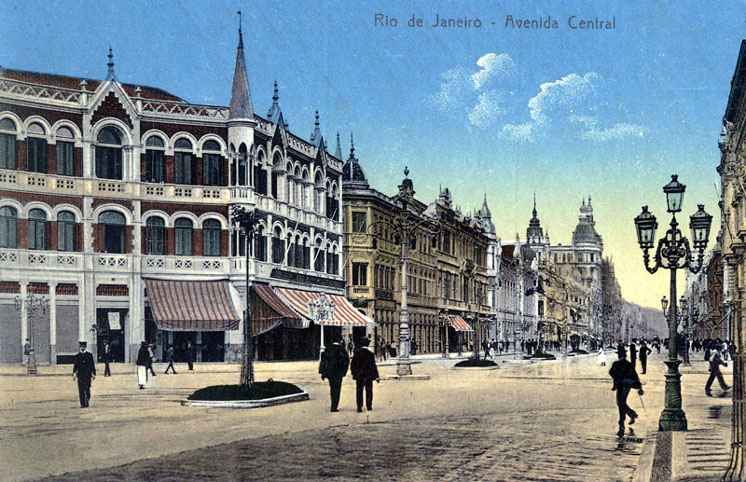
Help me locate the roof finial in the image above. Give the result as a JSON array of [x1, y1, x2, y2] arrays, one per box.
[[350, 132, 355, 155], [404, 166, 409, 178], [106, 46, 115, 79], [315, 110, 320, 128], [237, 10, 243, 49], [272, 80, 279, 102]]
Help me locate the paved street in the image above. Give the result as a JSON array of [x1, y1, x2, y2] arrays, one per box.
[[0, 351, 732, 481]]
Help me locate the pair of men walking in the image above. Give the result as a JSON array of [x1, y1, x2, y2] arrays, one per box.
[[319, 335, 379, 412]]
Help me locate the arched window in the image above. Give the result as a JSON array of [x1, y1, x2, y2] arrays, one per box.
[[202, 219, 221, 256], [174, 138, 193, 185], [314, 172, 324, 214], [271, 154, 283, 199], [145, 136, 165, 183], [0, 206, 18, 248], [96, 127, 123, 180], [99, 211, 126, 253], [271, 227, 285, 264], [237, 144, 248, 187], [57, 210, 76, 251], [56, 127, 75, 176], [0, 119, 17, 169], [26, 123, 47, 173], [254, 152, 268, 195], [175, 218, 193, 255], [314, 239, 325, 272], [326, 245, 338, 275], [145, 217, 166, 255], [28, 208, 47, 250], [294, 234, 303, 267], [254, 226, 266, 262], [202, 140, 221, 186], [287, 234, 296, 267]]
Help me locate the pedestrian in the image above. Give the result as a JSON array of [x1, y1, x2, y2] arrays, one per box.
[[23, 337, 32, 366], [629, 341, 637, 370], [103, 341, 112, 377], [380, 339, 387, 361], [146, 343, 157, 377], [598, 347, 607, 366], [609, 345, 643, 438], [72, 341, 96, 408], [639, 341, 652, 375], [705, 351, 731, 396], [482, 339, 490, 360], [351, 338, 380, 412], [319, 335, 350, 412], [411, 339, 418, 356], [186, 340, 194, 370], [164, 346, 177, 374], [136, 341, 150, 389]]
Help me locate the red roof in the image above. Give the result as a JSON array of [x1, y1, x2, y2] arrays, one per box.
[[0, 67, 184, 102]]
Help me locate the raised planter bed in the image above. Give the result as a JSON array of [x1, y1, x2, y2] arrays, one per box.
[[182, 381, 309, 409], [453, 359, 499, 369]]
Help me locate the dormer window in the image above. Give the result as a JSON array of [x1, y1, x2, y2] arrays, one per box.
[[145, 136, 165, 183]]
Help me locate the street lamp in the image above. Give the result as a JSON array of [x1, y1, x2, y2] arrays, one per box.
[[232, 205, 260, 387], [438, 310, 449, 359], [14, 291, 48, 375], [634, 175, 712, 432], [309, 293, 335, 358], [366, 167, 441, 376]]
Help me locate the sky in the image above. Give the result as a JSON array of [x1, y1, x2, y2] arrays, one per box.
[[1, 0, 743, 309]]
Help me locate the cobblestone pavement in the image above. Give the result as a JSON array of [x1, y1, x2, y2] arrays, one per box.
[[0, 351, 731, 481]]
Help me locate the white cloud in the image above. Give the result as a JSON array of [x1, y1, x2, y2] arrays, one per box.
[[468, 90, 504, 128], [429, 67, 471, 111], [570, 115, 647, 141], [527, 72, 600, 125], [471, 53, 516, 90], [500, 122, 536, 143]]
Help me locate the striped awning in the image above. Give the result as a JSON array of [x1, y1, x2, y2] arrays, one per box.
[[251, 285, 308, 335], [274, 288, 374, 327], [144, 279, 240, 331], [449, 315, 473, 332]]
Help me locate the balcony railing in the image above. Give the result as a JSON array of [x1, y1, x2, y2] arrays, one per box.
[[142, 255, 228, 275], [0, 249, 82, 270]]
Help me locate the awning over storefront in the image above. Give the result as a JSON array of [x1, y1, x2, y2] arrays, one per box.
[[144, 279, 240, 331], [448, 315, 473, 332], [274, 288, 375, 327], [251, 284, 308, 335]]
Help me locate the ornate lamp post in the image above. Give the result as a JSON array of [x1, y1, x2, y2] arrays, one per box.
[[634, 175, 713, 431], [309, 293, 335, 358], [438, 310, 449, 359], [366, 168, 441, 376], [14, 291, 48, 375], [232, 205, 260, 387]]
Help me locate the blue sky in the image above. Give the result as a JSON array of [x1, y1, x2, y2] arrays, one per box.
[[1, 0, 744, 308]]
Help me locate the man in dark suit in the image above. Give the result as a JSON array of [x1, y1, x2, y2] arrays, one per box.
[[351, 338, 380, 412], [72, 341, 96, 408], [629, 341, 638, 370], [319, 335, 349, 412], [609, 345, 643, 437], [639, 341, 652, 374]]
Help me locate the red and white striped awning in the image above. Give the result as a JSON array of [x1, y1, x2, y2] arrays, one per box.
[[448, 315, 473, 332], [274, 288, 374, 327], [251, 284, 308, 335], [144, 279, 240, 331]]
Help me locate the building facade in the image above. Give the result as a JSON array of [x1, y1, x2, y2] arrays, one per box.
[[0, 29, 368, 365]]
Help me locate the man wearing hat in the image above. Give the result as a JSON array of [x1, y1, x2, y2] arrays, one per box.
[[136, 341, 150, 389], [351, 338, 380, 412], [319, 334, 349, 412], [609, 345, 643, 437], [72, 341, 96, 408]]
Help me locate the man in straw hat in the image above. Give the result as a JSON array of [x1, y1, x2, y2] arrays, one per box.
[[609, 345, 643, 437], [72, 341, 96, 407]]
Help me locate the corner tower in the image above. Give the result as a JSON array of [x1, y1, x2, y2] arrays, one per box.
[[228, 17, 256, 167]]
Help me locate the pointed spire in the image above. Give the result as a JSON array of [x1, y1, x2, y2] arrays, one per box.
[[106, 47, 115, 80], [266, 80, 285, 128], [229, 12, 254, 120], [334, 132, 342, 159], [349, 132, 355, 159], [310, 111, 323, 146], [272, 80, 278, 102]]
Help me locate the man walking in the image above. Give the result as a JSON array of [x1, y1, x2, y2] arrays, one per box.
[[609, 346, 643, 437], [164, 346, 177, 374], [629, 340, 638, 371], [319, 335, 349, 412], [186, 340, 194, 371], [136, 341, 150, 389], [639, 341, 652, 375], [351, 338, 380, 412], [706, 351, 730, 396], [72, 341, 96, 408], [102, 341, 112, 377]]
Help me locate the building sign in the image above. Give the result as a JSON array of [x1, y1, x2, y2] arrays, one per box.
[[108, 312, 121, 330]]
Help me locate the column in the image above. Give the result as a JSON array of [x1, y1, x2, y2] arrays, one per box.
[[19, 281, 28, 354], [49, 281, 57, 364]]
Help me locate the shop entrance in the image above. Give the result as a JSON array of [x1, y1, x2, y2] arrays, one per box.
[[96, 308, 127, 362]]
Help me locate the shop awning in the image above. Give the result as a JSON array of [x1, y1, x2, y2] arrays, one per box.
[[251, 285, 308, 335], [274, 288, 375, 327], [144, 279, 240, 331], [448, 315, 473, 332]]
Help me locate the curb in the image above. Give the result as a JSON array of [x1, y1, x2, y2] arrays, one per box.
[[383, 374, 431, 380], [452, 365, 499, 371], [633, 432, 658, 482], [181, 390, 310, 409]]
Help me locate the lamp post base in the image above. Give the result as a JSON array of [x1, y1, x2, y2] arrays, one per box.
[[658, 359, 687, 431], [396, 357, 412, 376], [26, 352, 37, 375]]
